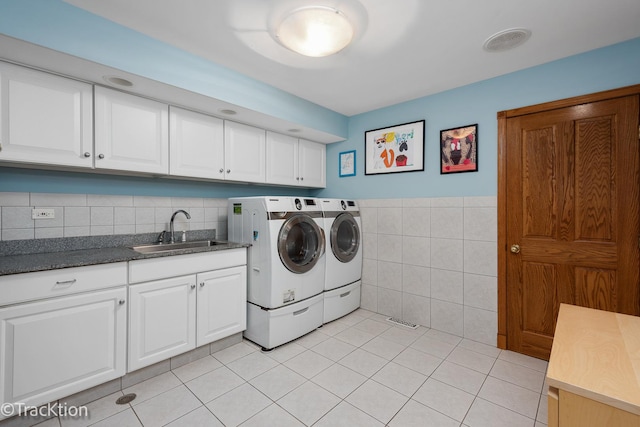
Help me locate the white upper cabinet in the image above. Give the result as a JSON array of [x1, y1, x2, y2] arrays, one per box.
[[94, 86, 169, 174], [266, 132, 326, 188], [224, 121, 266, 183], [266, 131, 299, 186], [0, 61, 93, 168], [298, 138, 326, 188], [169, 106, 224, 180]]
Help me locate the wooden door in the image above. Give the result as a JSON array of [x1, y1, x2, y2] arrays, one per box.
[[501, 93, 640, 360]]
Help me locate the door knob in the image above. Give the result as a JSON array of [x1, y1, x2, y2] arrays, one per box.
[[510, 244, 521, 254]]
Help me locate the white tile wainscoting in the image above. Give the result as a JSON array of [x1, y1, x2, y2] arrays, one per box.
[[358, 197, 497, 346], [0, 193, 497, 346]]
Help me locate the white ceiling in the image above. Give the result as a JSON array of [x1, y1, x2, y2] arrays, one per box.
[[65, 0, 640, 116]]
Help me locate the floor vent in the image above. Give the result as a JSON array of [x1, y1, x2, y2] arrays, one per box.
[[386, 317, 418, 329], [116, 393, 137, 405]]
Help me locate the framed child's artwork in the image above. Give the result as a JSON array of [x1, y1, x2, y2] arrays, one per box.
[[364, 120, 425, 175], [440, 124, 478, 174], [339, 150, 356, 177]]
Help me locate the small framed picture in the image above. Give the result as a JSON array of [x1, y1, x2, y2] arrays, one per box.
[[440, 124, 478, 174], [339, 150, 356, 177], [364, 120, 425, 175]]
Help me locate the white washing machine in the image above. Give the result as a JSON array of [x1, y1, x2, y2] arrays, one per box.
[[319, 198, 363, 323], [228, 196, 326, 350]]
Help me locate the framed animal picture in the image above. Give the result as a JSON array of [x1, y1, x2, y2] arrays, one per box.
[[440, 124, 478, 174], [364, 120, 425, 175]]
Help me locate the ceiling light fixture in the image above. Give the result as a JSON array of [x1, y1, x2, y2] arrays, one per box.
[[276, 6, 354, 57]]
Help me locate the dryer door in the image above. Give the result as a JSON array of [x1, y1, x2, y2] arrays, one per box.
[[278, 214, 325, 273], [330, 213, 360, 263]]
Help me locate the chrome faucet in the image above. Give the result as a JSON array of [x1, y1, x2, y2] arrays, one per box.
[[169, 210, 191, 243]]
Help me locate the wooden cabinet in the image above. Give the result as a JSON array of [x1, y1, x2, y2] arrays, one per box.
[[0, 61, 93, 168], [547, 304, 640, 426], [197, 266, 247, 345], [94, 86, 169, 174], [266, 131, 326, 188], [169, 106, 224, 180], [128, 250, 247, 372], [0, 263, 127, 415], [224, 121, 266, 183]]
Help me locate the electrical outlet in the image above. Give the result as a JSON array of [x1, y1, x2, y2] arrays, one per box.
[[32, 208, 55, 219]]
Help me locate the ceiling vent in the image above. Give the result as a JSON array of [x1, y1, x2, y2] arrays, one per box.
[[483, 28, 531, 52]]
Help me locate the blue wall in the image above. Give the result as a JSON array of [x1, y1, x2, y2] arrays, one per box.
[[0, 0, 639, 199], [318, 37, 640, 199], [0, 168, 312, 198]]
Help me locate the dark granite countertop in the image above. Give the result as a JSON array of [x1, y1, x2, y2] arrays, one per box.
[[0, 231, 249, 276]]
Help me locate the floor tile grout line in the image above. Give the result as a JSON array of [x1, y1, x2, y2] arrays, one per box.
[[58, 309, 546, 427]]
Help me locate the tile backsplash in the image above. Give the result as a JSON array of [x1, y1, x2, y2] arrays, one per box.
[[0, 192, 228, 241], [0, 192, 497, 346], [357, 196, 497, 346]]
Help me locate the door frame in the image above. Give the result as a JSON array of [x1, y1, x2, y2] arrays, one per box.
[[496, 84, 640, 349]]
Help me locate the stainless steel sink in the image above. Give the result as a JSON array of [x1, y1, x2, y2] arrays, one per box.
[[131, 240, 223, 254]]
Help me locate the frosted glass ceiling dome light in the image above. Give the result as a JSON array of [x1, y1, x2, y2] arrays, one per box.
[[276, 6, 354, 57]]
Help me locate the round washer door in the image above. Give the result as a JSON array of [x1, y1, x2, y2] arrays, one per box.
[[330, 213, 360, 263], [278, 214, 325, 273]]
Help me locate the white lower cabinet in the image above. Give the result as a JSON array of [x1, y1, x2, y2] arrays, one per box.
[[128, 275, 197, 372], [0, 287, 127, 414], [197, 266, 247, 345], [128, 250, 248, 372]]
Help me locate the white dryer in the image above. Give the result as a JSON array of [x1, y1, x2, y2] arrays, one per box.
[[319, 198, 363, 323], [228, 196, 326, 350]]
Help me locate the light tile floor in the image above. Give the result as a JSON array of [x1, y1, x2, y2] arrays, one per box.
[[37, 309, 549, 427]]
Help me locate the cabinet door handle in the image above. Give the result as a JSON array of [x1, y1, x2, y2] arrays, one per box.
[[54, 279, 77, 288], [118, 299, 126, 305], [300, 177, 304, 181], [340, 291, 351, 298], [191, 284, 196, 289], [83, 152, 91, 158], [226, 169, 231, 174], [200, 282, 205, 287], [219, 168, 224, 173], [98, 154, 105, 159]]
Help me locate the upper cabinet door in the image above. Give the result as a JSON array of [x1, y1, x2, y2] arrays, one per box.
[[169, 107, 224, 180], [299, 139, 326, 188], [94, 86, 169, 174], [265, 131, 299, 186], [0, 62, 93, 168], [224, 121, 266, 183]]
